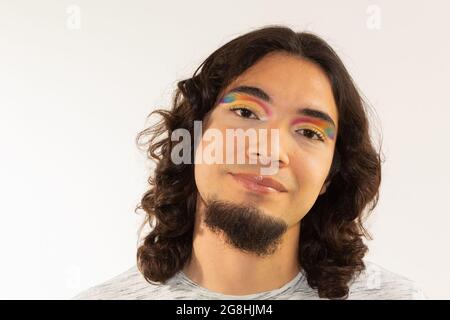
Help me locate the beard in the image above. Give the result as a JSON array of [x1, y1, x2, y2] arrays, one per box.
[[202, 196, 288, 257]]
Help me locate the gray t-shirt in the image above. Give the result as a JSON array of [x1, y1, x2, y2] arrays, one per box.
[[73, 260, 427, 300]]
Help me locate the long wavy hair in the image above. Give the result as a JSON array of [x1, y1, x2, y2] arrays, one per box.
[[135, 25, 383, 299]]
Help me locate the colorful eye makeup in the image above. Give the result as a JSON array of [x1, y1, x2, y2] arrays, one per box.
[[219, 91, 336, 141], [290, 117, 336, 140], [219, 92, 272, 118]]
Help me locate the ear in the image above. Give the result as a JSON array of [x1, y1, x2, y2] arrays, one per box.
[[319, 180, 331, 195]]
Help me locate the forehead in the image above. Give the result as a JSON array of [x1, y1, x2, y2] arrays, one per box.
[[220, 52, 338, 126]]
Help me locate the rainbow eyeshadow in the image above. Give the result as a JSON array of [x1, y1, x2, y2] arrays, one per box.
[[290, 117, 336, 140], [219, 92, 273, 117], [220, 92, 336, 141]]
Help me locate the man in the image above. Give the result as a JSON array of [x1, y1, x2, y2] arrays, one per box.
[[74, 25, 426, 300]]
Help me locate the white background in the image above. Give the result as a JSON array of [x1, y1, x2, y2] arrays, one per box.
[[1, 0, 449, 299]]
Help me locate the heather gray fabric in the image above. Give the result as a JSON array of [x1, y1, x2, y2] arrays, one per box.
[[73, 260, 427, 300]]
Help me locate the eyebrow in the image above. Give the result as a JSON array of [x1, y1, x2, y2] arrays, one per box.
[[227, 85, 337, 129]]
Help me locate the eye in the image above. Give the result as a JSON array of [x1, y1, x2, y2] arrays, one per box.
[[229, 106, 259, 120], [295, 128, 325, 142]]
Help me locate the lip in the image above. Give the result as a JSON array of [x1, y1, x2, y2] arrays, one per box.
[[228, 172, 288, 194]]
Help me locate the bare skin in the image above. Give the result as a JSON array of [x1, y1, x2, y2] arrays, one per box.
[[182, 52, 339, 295]]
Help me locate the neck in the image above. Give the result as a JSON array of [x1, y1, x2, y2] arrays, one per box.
[[182, 198, 301, 296]]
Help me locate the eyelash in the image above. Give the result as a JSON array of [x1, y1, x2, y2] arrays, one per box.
[[229, 106, 325, 142], [230, 106, 259, 120]]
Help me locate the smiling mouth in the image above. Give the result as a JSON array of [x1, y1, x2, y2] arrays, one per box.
[[228, 173, 287, 194]]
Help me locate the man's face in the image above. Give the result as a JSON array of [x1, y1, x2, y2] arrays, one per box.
[[194, 52, 338, 234]]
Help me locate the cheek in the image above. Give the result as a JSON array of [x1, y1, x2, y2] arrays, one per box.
[[194, 162, 205, 195], [290, 151, 332, 193], [194, 162, 219, 199], [193, 124, 229, 199]]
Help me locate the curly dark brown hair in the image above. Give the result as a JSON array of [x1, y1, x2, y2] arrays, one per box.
[[134, 25, 383, 299]]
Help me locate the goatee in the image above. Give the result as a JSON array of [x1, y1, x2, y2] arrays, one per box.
[[203, 196, 288, 257]]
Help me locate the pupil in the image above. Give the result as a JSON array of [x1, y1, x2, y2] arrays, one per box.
[[242, 109, 252, 117]]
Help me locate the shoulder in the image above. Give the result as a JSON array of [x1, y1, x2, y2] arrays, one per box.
[[72, 265, 165, 300], [347, 260, 427, 300]]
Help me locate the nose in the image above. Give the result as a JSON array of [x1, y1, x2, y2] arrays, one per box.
[[247, 127, 290, 169], [249, 152, 288, 170]]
